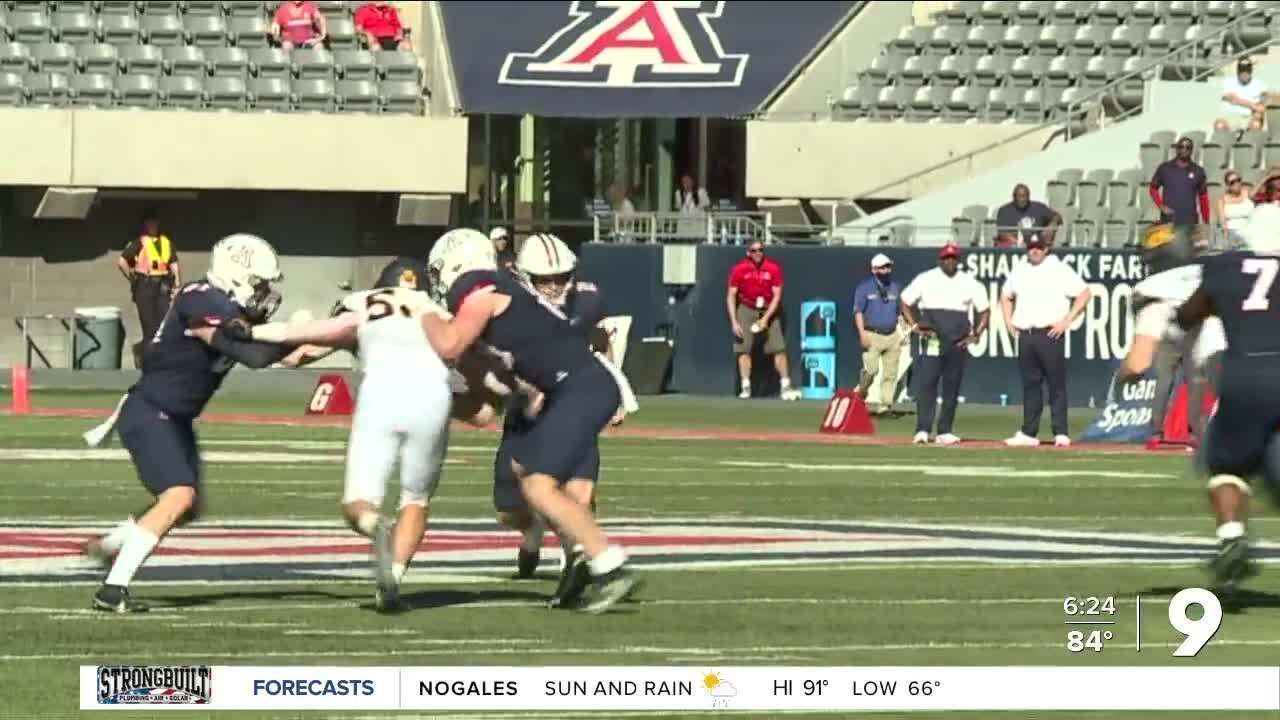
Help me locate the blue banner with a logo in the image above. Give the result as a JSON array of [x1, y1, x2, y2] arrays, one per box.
[[1080, 362, 1161, 443], [439, 1, 859, 117]]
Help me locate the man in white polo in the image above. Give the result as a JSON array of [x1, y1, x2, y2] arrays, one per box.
[[1001, 236, 1091, 448]]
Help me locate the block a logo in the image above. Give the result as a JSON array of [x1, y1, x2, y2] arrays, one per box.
[[97, 666, 212, 705], [498, 1, 748, 88]]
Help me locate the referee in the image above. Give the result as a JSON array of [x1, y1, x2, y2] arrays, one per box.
[[1001, 236, 1090, 448]]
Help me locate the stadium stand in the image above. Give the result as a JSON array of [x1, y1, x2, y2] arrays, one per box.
[[836, 0, 1273, 123], [0, 0, 427, 113]]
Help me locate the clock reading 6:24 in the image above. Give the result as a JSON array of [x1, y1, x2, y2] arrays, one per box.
[[1063, 597, 1116, 615]]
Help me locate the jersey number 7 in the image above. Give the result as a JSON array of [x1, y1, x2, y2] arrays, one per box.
[[1242, 257, 1279, 312]]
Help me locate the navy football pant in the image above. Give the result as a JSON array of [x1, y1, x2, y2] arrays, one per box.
[[915, 342, 967, 435], [117, 392, 202, 497], [1018, 328, 1068, 437]]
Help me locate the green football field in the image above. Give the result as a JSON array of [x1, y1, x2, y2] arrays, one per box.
[[1, 390, 1278, 720]]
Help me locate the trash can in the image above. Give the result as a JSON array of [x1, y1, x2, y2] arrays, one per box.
[[801, 351, 836, 400], [800, 299, 836, 351], [74, 306, 125, 370]]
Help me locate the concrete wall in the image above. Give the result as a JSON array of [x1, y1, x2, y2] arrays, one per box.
[[0, 108, 468, 194], [1, 190, 446, 370], [746, 120, 1056, 200], [760, 2, 913, 120]]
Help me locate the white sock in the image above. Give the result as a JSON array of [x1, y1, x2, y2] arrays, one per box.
[[99, 517, 135, 555], [521, 515, 546, 552], [105, 525, 159, 588], [355, 511, 381, 538], [780, 377, 793, 389], [740, 379, 750, 390], [392, 563, 407, 584], [1216, 521, 1246, 541], [587, 545, 627, 577]]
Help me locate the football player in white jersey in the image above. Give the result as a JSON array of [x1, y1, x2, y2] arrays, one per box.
[[240, 259, 454, 613]]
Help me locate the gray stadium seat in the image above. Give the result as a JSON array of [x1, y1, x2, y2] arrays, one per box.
[[1069, 26, 1110, 59], [78, 43, 120, 75], [837, 84, 876, 120], [164, 45, 207, 78], [0, 42, 32, 74], [335, 48, 375, 80], [1075, 205, 1109, 247], [185, 14, 227, 48], [962, 204, 989, 226], [55, 0, 95, 12], [1045, 55, 1083, 89], [161, 74, 204, 109], [376, 50, 419, 82], [1078, 169, 1115, 207], [316, 0, 350, 20], [1104, 206, 1139, 248], [971, 54, 1010, 89], [140, 1, 182, 14], [230, 16, 270, 48], [1144, 24, 1182, 57], [71, 72, 114, 107], [1226, 9, 1270, 54], [54, 11, 96, 45], [942, 85, 982, 121], [1184, 130, 1207, 152], [1129, 1, 1159, 23], [0, 71, 24, 106], [1053, 206, 1078, 246], [1138, 183, 1159, 222], [142, 14, 185, 47], [33, 42, 76, 75], [934, 4, 971, 27], [962, 24, 1002, 56], [325, 17, 358, 50], [1033, 25, 1073, 58], [12, 1, 49, 12], [1052, 86, 1090, 129], [206, 75, 247, 110], [934, 54, 971, 90], [226, 0, 266, 17], [293, 76, 335, 112], [1045, 178, 1072, 210], [1107, 170, 1141, 209], [207, 46, 249, 78], [1166, 1, 1197, 23], [1080, 56, 1117, 92], [120, 44, 163, 76], [1014, 88, 1046, 123], [1008, 55, 1046, 89], [1092, 0, 1129, 27], [898, 55, 936, 90], [292, 47, 335, 80], [978, 1, 1015, 25], [249, 47, 291, 79], [1104, 26, 1140, 59], [11, 10, 53, 44], [952, 214, 978, 247], [183, 1, 224, 16], [1264, 143, 1280, 172], [871, 85, 906, 120], [249, 76, 290, 111], [861, 55, 899, 87], [101, 14, 141, 46], [904, 86, 938, 121], [1240, 166, 1264, 187], [983, 86, 1015, 122], [118, 73, 159, 108], [998, 25, 1037, 59], [925, 24, 966, 57], [337, 77, 377, 113], [1057, 167, 1086, 186], [1233, 130, 1265, 170], [1208, 128, 1236, 151], [98, 1, 137, 16], [1051, 0, 1087, 24], [26, 71, 70, 106], [888, 26, 929, 58], [1202, 142, 1229, 175], [1014, 0, 1047, 25]]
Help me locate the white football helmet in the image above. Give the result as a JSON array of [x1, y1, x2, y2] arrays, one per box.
[[517, 233, 576, 303], [427, 228, 496, 301], [1241, 203, 1280, 254], [207, 233, 283, 322]]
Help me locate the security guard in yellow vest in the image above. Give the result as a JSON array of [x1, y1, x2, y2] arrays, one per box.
[[116, 209, 181, 367]]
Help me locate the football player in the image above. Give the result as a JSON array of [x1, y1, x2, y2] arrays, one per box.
[[235, 257, 456, 613], [422, 228, 641, 614], [81, 234, 289, 613], [494, 234, 634, 609]]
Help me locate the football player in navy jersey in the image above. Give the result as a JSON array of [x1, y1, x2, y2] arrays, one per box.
[[494, 234, 632, 609], [422, 228, 640, 614], [81, 234, 290, 613]]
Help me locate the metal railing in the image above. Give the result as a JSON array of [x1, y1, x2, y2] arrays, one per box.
[[850, 5, 1276, 202], [592, 211, 775, 245]]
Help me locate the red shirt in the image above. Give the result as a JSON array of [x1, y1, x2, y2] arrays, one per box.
[[728, 257, 783, 309], [355, 2, 403, 38], [274, 1, 321, 46]]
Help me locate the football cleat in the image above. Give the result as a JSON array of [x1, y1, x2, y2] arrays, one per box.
[[516, 547, 541, 580], [81, 539, 117, 571], [1209, 537, 1259, 588], [548, 550, 590, 609], [580, 567, 643, 615], [93, 584, 149, 614], [372, 519, 400, 614]]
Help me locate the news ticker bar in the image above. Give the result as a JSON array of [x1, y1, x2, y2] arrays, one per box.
[[81, 666, 1280, 711]]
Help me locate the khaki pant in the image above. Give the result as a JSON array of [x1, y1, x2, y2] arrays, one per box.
[[857, 329, 903, 409]]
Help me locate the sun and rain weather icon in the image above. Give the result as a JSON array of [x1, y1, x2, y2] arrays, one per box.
[[702, 672, 738, 708]]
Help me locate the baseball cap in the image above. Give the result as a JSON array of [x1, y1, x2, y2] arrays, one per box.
[[489, 227, 509, 242], [870, 252, 893, 268], [938, 244, 960, 259], [1026, 234, 1049, 249], [1239, 58, 1254, 73]]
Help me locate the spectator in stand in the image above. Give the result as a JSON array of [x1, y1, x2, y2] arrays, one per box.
[[608, 183, 636, 216], [1149, 136, 1209, 260], [1252, 168, 1280, 205], [1215, 58, 1267, 132], [994, 183, 1062, 248], [1217, 170, 1254, 248], [355, 1, 412, 52], [273, 0, 326, 49], [675, 173, 711, 216], [490, 227, 516, 270], [853, 253, 905, 415], [726, 241, 800, 401], [117, 208, 181, 368]]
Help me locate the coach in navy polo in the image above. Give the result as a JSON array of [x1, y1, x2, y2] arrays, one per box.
[[853, 253, 904, 414], [900, 245, 990, 446], [1149, 137, 1209, 259]]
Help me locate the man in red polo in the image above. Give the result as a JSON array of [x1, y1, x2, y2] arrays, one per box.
[[354, 1, 412, 52], [726, 242, 799, 401]]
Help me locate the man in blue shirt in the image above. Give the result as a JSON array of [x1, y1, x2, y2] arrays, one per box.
[[853, 253, 904, 414]]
